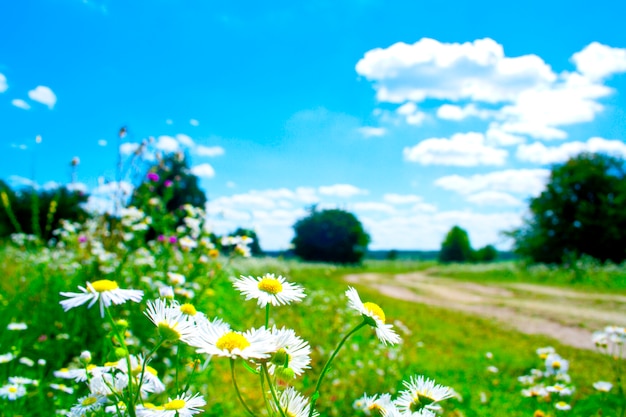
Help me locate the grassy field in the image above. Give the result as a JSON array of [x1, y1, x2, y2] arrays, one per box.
[[0, 240, 624, 416]]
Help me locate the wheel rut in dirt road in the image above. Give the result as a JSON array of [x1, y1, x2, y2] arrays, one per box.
[[344, 272, 626, 351]]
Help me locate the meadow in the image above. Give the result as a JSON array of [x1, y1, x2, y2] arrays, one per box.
[[0, 213, 624, 416]]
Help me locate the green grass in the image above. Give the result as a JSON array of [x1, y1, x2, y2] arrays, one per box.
[[0, 247, 624, 416]]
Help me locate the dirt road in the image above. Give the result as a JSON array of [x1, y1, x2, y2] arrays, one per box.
[[344, 271, 626, 350]]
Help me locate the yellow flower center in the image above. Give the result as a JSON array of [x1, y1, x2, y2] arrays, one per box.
[[86, 364, 97, 371], [158, 322, 181, 341], [363, 302, 386, 323], [9, 387, 17, 393], [164, 399, 186, 410], [209, 249, 219, 258], [104, 361, 119, 367], [552, 361, 561, 369], [258, 277, 283, 294], [82, 396, 98, 406], [90, 280, 119, 292], [534, 411, 545, 417], [216, 332, 250, 352], [180, 303, 197, 316]]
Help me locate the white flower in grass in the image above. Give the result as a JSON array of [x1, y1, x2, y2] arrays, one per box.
[[536, 346, 555, 359], [69, 394, 108, 415], [0, 353, 15, 363], [144, 298, 197, 343], [353, 393, 394, 416], [157, 393, 206, 417], [547, 384, 574, 396], [50, 383, 74, 394], [268, 327, 311, 378], [521, 386, 548, 398], [233, 273, 305, 307], [88, 372, 128, 396], [593, 381, 613, 392], [545, 353, 569, 375], [382, 403, 436, 417], [0, 383, 26, 400], [555, 401, 571, 411], [8, 376, 35, 385], [346, 287, 401, 345], [188, 320, 275, 360], [7, 322, 27, 331], [276, 387, 319, 417], [395, 375, 455, 413], [60, 279, 143, 317]]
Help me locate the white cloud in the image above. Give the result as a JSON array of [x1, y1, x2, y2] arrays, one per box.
[[435, 169, 550, 196], [0, 73, 6, 92], [396, 102, 427, 125], [28, 86, 57, 109], [9, 175, 37, 188], [436, 104, 492, 121], [485, 125, 526, 146], [176, 134, 195, 147], [383, 193, 424, 204], [196, 145, 225, 157], [11, 99, 30, 110], [190, 163, 215, 178], [516, 137, 626, 164], [98, 139, 107, 146], [190, 119, 199, 126], [318, 184, 368, 197], [466, 191, 523, 206], [120, 142, 140, 155], [359, 39, 625, 141], [403, 132, 508, 166], [572, 42, 626, 81], [155, 135, 179, 152], [358, 126, 386, 137], [356, 37, 556, 103]]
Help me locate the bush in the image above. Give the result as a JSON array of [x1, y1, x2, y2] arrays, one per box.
[[291, 208, 370, 264]]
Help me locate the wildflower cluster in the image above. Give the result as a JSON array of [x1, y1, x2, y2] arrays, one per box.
[[518, 347, 575, 412]]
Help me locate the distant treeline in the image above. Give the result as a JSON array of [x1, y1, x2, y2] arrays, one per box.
[[263, 249, 517, 261]]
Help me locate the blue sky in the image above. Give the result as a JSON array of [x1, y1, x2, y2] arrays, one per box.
[[2, 0, 626, 250]]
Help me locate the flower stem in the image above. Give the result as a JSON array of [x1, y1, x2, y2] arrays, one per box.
[[230, 359, 256, 417], [104, 306, 137, 417], [263, 363, 287, 417], [308, 321, 367, 417], [265, 304, 270, 328]]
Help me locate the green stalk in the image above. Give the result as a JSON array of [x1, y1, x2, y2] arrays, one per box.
[[104, 307, 137, 417], [265, 304, 270, 328], [230, 359, 256, 417], [308, 321, 368, 417], [262, 363, 287, 417]]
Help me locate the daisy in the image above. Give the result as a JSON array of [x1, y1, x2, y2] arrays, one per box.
[[268, 327, 311, 378], [233, 273, 305, 308], [275, 387, 319, 417], [536, 346, 555, 359], [555, 401, 571, 411], [545, 353, 569, 375], [383, 404, 436, 417], [144, 298, 197, 343], [0, 383, 26, 400], [158, 393, 206, 417], [69, 394, 108, 415], [345, 287, 401, 345], [50, 383, 75, 394], [7, 322, 27, 331], [187, 320, 276, 360], [60, 280, 143, 317], [0, 353, 15, 364], [8, 376, 35, 385], [395, 375, 455, 413], [354, 393, 394, 416], [593, 381, 613, 392]]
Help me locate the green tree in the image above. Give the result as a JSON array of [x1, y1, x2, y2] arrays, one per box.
[[474, 244, 498, 262], [508, 152, 626, 264], [439, 225, 473, 263], [0, 180, 89, 241], [291, 208, 370, 264], [131, 152, 207, 213]]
